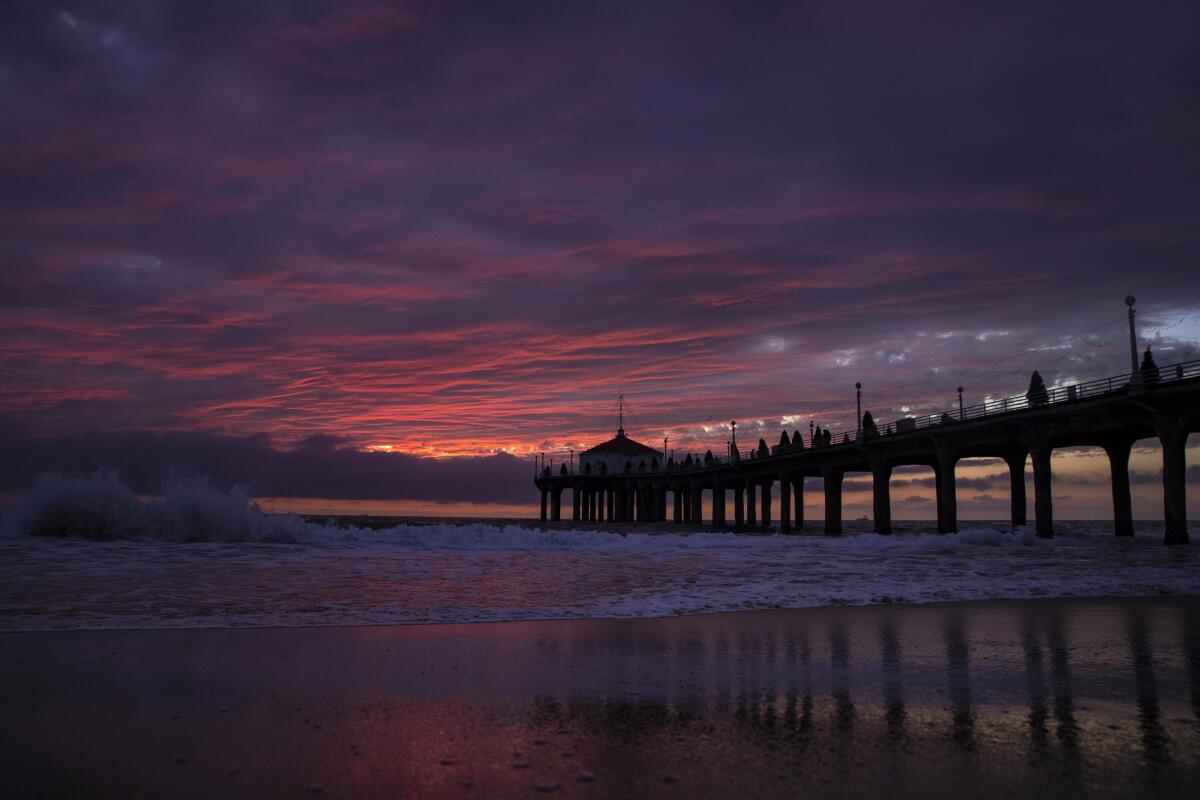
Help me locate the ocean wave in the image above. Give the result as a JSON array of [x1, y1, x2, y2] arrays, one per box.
[[1, 472, 311, 543], [1, 472, 1055, 552], [1, 474, 1196, 632]]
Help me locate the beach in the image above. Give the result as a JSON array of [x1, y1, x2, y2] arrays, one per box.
[[3, 596, 1199, 798]]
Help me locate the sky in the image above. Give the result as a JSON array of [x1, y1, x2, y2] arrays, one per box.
[[1, 1, 1198, 514]]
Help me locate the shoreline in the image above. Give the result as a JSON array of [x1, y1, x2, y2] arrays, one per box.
[[4, 595, 1199, 798], [4, 591, 1200, 635]]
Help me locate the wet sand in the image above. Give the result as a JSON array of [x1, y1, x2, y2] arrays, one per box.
[[2, 597, 1199, 798]]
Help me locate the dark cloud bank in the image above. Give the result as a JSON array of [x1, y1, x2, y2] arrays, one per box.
[[0, 429, 533, 506]]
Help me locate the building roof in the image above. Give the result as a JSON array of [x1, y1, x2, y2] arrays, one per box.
[[580, 430, 661, 457]]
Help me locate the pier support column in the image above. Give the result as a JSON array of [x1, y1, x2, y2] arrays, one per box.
[[1157, 418, 1189, 545], [617, 486, 628, 521], [690, 482, 703, 524], [779, 474, 792, 534], [872, 463, 892, 535], [572, 487, 581, 521], [734, 485, 745, 527], [793, 478, 804, 529], [658, 486, 669, 522], [1031, 446, 1053, 538], [761, 479, 773, 529], [747, 482, 757, 526], [673, 489, 684, 523], [823, 468, 843, 535], [540, 489, 547, 521], [713, 484, 725, 527], [936, 450, 957, 534], [1004, 452, 1027, 529], [551, 489, 562, 521], [607, 488, 615, 521], [1104, 439, 1134, 537]]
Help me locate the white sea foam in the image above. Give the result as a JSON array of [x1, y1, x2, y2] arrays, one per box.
[[0, 472, 1197, 631]]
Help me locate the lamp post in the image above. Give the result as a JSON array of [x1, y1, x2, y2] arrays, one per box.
[[809, 420, 814, 446], [957, 386, 964, 421], [1126, 295, 1141, 384], [569, 449, 573, 475], [730, 420, 737, 462], [664, 437, 668, 471], [855, 382, 862, 435]]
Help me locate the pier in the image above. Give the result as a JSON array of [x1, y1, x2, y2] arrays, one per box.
[[534, 359, 1200, 544]]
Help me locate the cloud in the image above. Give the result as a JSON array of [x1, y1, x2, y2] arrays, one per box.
[[0, 0, 1198, 518], [0, 428, 534, 505]]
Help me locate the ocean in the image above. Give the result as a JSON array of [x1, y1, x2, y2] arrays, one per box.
[[2, 473, 1198, 632]]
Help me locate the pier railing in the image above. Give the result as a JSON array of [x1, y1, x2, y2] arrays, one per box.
[[536, 357, 1200, 477]]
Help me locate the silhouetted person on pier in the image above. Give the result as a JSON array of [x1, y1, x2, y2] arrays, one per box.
[[824, 429, 833, 446], [584, 462, 592, 474], [638, 459, 646, 473], [862, 411, 879, 438], [758, 438, 769, 457], [792, 430, 804, 448], [1027, 370, 1049, 406], [813, 426, 823, 447], [704, 449, 713, 464], [941, 412, 954, 425], [651, 457, 659, 471], [560, 463, 568, 475], [684, 453, 693, 466], [1141, 347, 1160, 385]]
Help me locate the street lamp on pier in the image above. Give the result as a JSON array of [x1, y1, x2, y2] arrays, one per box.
[[957, 386, 964, 421], [569, 449, 573, 475], [855, 382, 862, 435], [1126, 295, 1141, 385]]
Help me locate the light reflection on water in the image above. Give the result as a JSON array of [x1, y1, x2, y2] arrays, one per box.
[[3, 598, 1199, 798]]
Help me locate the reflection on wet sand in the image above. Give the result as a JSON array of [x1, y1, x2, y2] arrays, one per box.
[[880, 620, 906, 743], [4, 597, 1200, 798], [1128, 606, 1171, 768], [944, 613, 975, 752]]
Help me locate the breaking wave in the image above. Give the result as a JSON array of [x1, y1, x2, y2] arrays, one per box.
[[0, 471, 1057, 552], [2, 472, 311, 543]]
